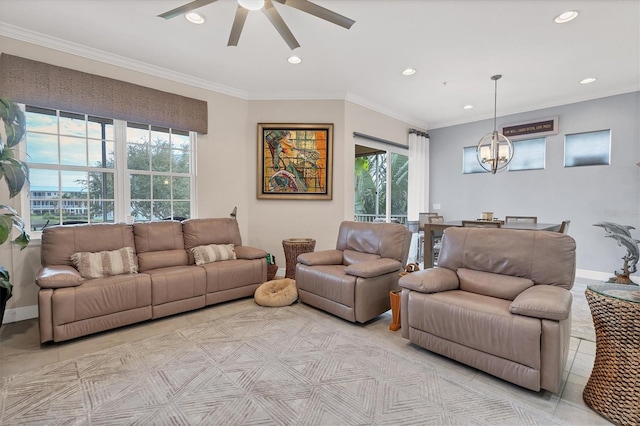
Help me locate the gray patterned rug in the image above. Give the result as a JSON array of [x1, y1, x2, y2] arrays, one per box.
[[0, 301, 571, 425]]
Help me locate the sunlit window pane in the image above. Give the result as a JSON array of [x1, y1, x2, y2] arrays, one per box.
[[172, 149, 190, 173], [130, 174, 151, 199], [60, 136, 87, 166], [172, 177, 190, 200], [26, 107, 57, 132], [152, 175, 171, 199], [564, 130, 611, 167], [509, 138, 546, 171], [462, 146, 486, 174], [88, 140, 115, 168], [26, 133, 58, 164], [89, 172, 114, 199], [131, 201, 151, 221], [152, 201, 172, 220], [59, 112, 86, 137], [87, 117, 114, 140], [128, 143, 150, 170]]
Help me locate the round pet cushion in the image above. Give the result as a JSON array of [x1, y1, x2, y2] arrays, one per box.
[[254, 278, 298, 307]]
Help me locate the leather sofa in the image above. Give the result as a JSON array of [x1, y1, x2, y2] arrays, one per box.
[[36, 218, 267, 343], [296, 221, 412, 323], [399, 227, 576, 393]]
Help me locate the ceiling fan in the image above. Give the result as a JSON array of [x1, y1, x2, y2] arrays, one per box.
[[158, 0, 356, 50]]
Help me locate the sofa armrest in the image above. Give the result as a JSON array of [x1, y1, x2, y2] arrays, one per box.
[[297, 250, 343, 266], [36, 265, 83, 289], [510, 285, 572, 321], [345, 258, 402, 278], [399, 267, 459, 293], [234, 246, 267, 260]]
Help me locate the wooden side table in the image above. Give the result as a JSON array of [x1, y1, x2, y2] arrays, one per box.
[[583, 284, 640, 426], [282, 238, 315, 279]]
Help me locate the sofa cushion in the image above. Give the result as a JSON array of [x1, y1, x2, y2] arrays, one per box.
[[408, 290, 541, 369], [342, 249, 381, 266], [510, 285, 572, 320], [52, 273, 152, 325], [70, 247, 138, 279], [191, 244, 236, 265], [458, 268, 534, 301]]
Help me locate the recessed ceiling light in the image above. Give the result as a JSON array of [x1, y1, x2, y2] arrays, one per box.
[[580, 77, 597, 84], [554, 11, 578, 24], [185, 12, 205, 24], [463, 105, 474, 110], [402, 68, 416, 76], [287, 56, 302, 64], [238, 0, 265, 11]]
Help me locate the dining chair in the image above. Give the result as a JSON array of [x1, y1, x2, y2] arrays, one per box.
[[505, 216, 537, 224], [427, 215, 445, 264], [462, 220, 502, 228], [558, 220, 571, 234]]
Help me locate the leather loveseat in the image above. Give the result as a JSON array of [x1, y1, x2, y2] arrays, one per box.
[[399, 227, 576, 393], [295, 220, 412, 323], [36, 218, 267, 343]]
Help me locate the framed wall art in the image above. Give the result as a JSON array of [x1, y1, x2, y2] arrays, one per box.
[[257, 123, 333, 200]]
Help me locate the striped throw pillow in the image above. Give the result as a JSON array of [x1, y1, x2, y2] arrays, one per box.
[[71, 247, 138, 279], [191, 244, 236, 265]]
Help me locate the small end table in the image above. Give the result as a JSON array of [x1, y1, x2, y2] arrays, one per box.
[[583, 283, 640, 426], [282, 238, 315, 279]]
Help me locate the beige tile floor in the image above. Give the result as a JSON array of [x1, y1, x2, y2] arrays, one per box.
[[0, 298, 612, 425]]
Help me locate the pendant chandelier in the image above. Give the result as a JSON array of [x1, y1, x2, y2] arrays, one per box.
[[476, 74, 513, 174]]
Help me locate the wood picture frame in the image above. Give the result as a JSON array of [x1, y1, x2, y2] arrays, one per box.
[[257, 123, 333, 200]]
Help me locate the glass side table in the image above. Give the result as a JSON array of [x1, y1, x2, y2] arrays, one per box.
[[582, 283, 640, 426]]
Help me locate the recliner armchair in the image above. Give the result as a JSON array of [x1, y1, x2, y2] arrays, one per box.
[[399, 227, 576, 393], [296, 221, 412, 323]]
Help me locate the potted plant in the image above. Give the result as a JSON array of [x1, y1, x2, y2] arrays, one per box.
[[0, 98, 30, 325]]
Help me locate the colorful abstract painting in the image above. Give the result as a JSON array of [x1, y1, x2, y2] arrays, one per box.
[[258, 123, 333, 200]]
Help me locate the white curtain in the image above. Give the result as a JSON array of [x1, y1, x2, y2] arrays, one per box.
[[407, 130, 429, 221]]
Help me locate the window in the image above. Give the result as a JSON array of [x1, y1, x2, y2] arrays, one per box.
[[508, 137, 546, 171], [564, 129, 611, 167], [126, 123, 192, 221], [354, 144, 408, 224], [23, 105, 195, 232]]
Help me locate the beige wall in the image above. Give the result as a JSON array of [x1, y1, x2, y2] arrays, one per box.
[[0, 36, 417, 319]]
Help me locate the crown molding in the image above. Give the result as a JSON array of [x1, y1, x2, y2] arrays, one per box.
[[0, 23, 429, 129], [0, 22, 249, 99], [345, 92, 429, 129]]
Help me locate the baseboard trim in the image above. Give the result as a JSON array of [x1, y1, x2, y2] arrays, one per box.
[[2, 304, 38, 324], [575, 268, 638, 284]]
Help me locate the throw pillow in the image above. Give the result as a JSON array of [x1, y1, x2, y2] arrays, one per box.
[[191, 244, 236, 265], [70, 247, 138, 279]]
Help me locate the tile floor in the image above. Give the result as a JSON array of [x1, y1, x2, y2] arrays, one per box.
[[0, 298, 613, 425]]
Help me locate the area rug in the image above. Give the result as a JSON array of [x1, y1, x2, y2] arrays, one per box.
[[0, 303, 568, 425]]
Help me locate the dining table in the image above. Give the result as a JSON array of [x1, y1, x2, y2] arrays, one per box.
[[423, 220, 562, 268]]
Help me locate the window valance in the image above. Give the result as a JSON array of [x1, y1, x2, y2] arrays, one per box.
[[0, 54, 208, 134]]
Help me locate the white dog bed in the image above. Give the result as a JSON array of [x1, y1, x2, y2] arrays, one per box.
[[254, 278, 298, 307]]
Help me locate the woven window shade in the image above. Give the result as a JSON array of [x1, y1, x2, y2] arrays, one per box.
[[0, 54, 208, 134]]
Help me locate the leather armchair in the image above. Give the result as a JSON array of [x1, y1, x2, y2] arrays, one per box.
[[296, 221, 412, 323], [399, 227, 576, 393]]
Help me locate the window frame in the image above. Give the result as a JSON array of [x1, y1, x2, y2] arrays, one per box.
[[19, 104, 197, 239]]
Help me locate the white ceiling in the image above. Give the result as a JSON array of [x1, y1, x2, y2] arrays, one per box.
[[1, 0, 638, 129]]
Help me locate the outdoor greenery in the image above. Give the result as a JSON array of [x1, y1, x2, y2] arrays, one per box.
[[0, 98, 30, 302], [80, 138, 191, 221], [355, 152, 408, 220]]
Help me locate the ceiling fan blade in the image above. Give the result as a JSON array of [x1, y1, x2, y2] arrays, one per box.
[[228, 6, 249, 46], [157, 0, 218, 19], [274, 0, 355, 29], [263, 0, 300, 50]]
